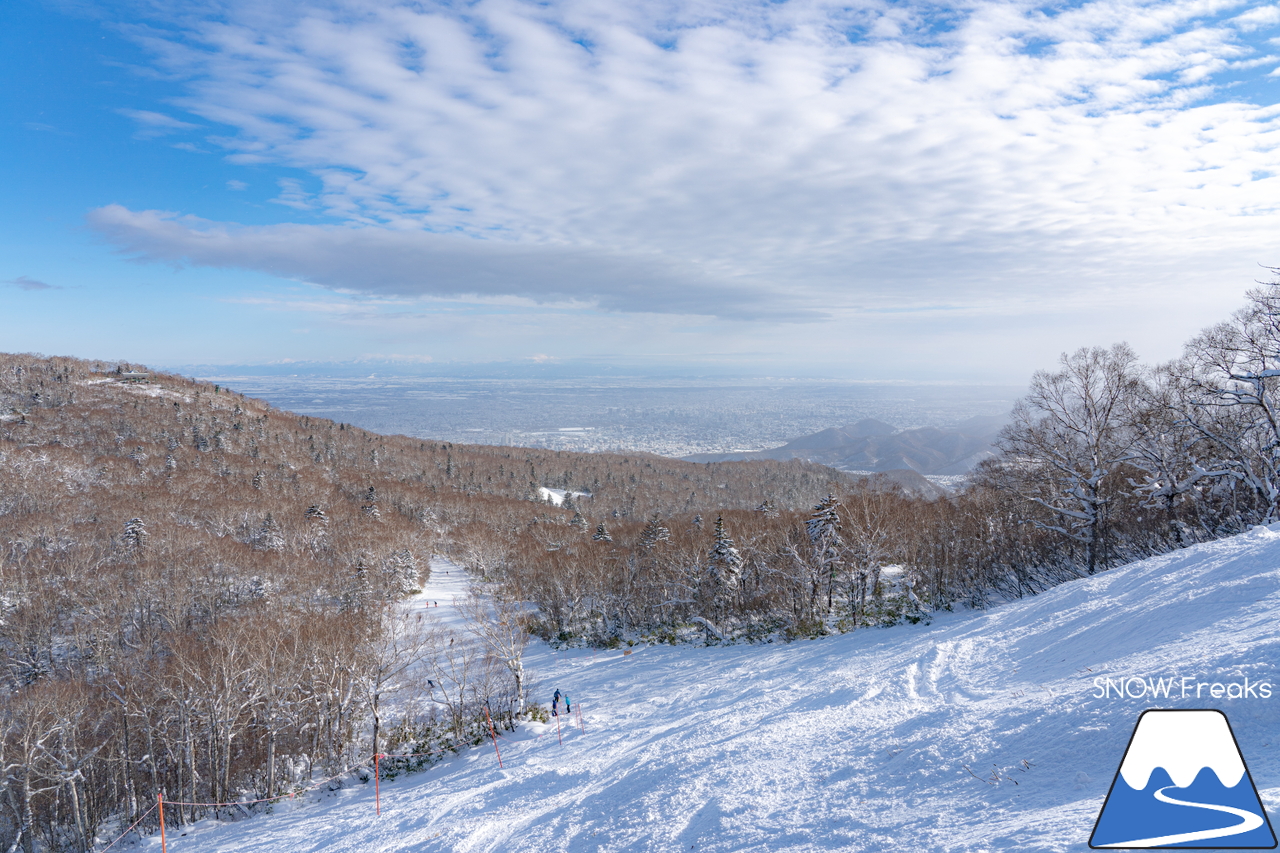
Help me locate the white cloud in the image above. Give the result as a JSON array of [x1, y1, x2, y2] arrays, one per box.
[[271, 178, 317, 210], [93, 0, 1280, 372], [117, 108, 201, 139], [1233, 3, 1280, 31]]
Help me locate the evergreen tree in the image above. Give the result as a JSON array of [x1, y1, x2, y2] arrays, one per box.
[[592, 522, 613, 542], [344, 556, 372, 611], [756, 499, 779, 518], [383, 549, 421, 595], [362, 486, 382, 520], [807, 495, 843, 611], [122, 517, 148, 552], [257, 513, 284, 551], [705, 515, 742, 606], [304, 504, 329, 547], [638, 515, 671, 549]]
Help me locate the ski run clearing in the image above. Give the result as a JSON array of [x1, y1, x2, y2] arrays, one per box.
[[119, 527, 1279, 852]]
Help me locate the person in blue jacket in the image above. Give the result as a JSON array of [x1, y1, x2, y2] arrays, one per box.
[[552, 689, 561, 717]]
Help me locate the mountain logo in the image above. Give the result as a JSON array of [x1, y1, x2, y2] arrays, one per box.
[[1090, 709, 1277, 849]]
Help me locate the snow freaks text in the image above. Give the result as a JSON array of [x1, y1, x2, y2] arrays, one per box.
[[1092, 676, 1273, 701]]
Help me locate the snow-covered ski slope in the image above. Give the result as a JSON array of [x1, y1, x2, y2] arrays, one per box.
[[149, 527, 1279, 852]]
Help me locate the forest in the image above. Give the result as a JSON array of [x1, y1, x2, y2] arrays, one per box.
[[4, 278, 1280, 851]]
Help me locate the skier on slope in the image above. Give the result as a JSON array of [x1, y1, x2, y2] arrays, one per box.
[[552, 689, 562, 717]]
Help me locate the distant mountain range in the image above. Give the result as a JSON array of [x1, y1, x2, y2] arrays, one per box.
[[683, 414, 1008, 479]]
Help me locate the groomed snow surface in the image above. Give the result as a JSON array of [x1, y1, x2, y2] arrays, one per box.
[[124, 527, 1279, 852]]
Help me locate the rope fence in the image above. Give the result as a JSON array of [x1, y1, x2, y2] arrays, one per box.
[[97, 700, 590, 850]]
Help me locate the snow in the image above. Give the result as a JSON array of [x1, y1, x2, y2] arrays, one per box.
[[536, 487, 592, 506], [114, 527, 1280, 852], [404, 557, 474, 633], [114, 383, 191, 403]]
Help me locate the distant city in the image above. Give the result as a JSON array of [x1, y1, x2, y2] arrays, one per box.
[[197, 374, 1021, 463]]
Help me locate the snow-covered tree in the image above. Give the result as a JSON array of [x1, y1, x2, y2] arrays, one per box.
[[343, 556, 373, 611], [1126, 370, 1235, 544], [382, 549, 421, 595], [1167, 278, 1280, 523], [362, 485, 381, 519], [806, 495, 843, 611], [256, 513, 284, 551], [705, 516, 742, 597], [638, 515, 670, 549], [994, 344, 1146, 574], [592, 522, 613, 542], [121, 517, 148, 552]]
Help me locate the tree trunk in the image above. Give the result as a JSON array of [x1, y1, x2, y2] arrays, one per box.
[[266, 728, 277, 799]]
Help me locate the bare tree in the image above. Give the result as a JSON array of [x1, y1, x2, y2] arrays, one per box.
[[422, 627, 484, 741], [0, 684, 63, 853], [357, 607, 434, 758], [841, 486, 899, 621], [1126, 368, 1238, 544], [1168, 278, 1280, 522], [995, 344, 1146, 574], [459, 588, 531, 713]]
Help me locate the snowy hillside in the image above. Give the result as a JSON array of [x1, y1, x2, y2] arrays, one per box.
[[129, 528, 1279, 852]]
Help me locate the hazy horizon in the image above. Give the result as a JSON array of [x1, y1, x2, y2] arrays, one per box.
[[181, 371, 1020, 460]]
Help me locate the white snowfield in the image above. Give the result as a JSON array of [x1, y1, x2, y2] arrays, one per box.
[[138, 528, 1280, 852], [536, 487, 592, 507]]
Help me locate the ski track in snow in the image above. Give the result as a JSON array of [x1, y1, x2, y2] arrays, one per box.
[[116, 531, 1280, 852]]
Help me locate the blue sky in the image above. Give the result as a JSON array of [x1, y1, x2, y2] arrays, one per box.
[[4, 0, 1280, 380]]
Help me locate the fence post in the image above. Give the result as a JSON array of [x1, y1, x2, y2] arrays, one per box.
[[577, 703, 585, 734], [375, 754, 381, 816], [158, 793, 167, 853], [484, 707, 504, 769]]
